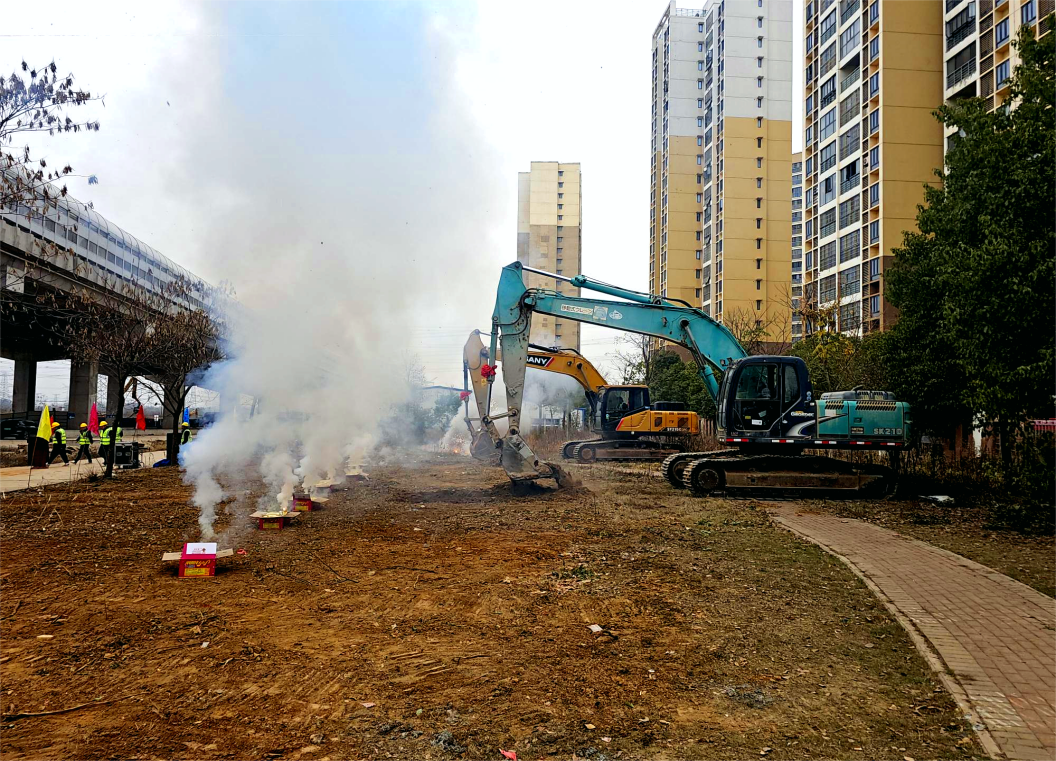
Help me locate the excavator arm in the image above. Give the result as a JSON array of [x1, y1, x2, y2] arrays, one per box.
[[463, 329, 606, 460], [486, 261, 747, 480]]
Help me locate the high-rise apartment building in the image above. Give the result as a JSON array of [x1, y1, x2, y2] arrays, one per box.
[[650, 0, 793, 339], [791, 152, 804, 342], [517, 161, 582, 351], [944, 0, 1052, 131], [801, 0, 944, 335]]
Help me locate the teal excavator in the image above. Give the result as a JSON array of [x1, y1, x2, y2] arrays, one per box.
[[481, 261, 911, 497]]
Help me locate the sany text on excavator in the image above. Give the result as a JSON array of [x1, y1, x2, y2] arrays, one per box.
[[462, 330, 700, 463], [482, 261, 911, 497]]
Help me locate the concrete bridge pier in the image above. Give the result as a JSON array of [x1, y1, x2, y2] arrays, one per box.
[[12, 359, 37, 419], [68, 360, 98, 428], [102, 367, 125, 422]]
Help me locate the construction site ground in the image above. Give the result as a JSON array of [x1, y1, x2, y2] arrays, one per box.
[[0, 452, 1002, 760]]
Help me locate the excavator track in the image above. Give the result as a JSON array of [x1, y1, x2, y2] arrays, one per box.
[[568, 440, 683, 464], [660, 449, 739, 489], [680, 454, 893, 498]]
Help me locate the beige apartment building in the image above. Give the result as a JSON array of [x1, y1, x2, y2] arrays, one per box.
[[650, 0, 794, 340], [801, 0, 945, 335], [516, 162, 582, 351]]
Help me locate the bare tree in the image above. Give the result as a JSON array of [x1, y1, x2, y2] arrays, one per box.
[[610, 333, 652, 385], [140, 292, 222, 463]]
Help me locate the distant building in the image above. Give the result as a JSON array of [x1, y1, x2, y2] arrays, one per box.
[[650, 0, 793, 340], [517, 162, 582, 351]]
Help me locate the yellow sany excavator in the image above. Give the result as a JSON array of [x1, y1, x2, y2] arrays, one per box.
[[462, 330, 699, 463]]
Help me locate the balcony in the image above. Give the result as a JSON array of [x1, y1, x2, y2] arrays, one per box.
[[841, 67, 860, 92], [841, 174, 860, 193], [947, 58, 977, 88], [946, 0, 965, 11], [840, 0, 860, 24], [946, 21, 976, 49]]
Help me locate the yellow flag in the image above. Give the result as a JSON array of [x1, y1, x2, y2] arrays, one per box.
[[36, 405, 53, 441]]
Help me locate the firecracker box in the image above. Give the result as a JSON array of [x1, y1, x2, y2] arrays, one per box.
[[161, 542, 234, 578], [291, 493, 313, 512], [250, 511, 300, 530]]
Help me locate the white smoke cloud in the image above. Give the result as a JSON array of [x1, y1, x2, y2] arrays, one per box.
[[173, 6, 510, 540]]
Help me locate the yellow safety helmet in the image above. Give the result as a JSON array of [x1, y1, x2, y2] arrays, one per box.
[[181, 422, 190, 428], [51, 421, 60, 428], [80, 423, 88, 429], [99, 421, 108, 427]]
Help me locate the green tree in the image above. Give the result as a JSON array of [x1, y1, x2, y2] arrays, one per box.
[[787, 331, 890, 398], [886, 20, 1055, 458], [648, 352, 717, 420]]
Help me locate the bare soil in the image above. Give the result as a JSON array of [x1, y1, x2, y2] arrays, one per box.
[[0, 454, 983, 760]]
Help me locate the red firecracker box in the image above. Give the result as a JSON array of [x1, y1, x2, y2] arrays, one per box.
[[161, 542, 234, 578], [251, 511, 300, 530], [291, 493, 313, 512]]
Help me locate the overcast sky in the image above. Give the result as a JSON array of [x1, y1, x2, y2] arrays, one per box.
[[3, 0, 803, 400]]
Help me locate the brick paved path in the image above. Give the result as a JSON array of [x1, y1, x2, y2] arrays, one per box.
[[767, 504, 1056, 761]]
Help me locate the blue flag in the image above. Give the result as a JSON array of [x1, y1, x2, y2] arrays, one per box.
[[183, 408, 190, 424]]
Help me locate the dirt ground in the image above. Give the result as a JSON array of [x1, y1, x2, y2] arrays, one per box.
[[0, 454, 983, 760], [801, 498, 1056, 598]]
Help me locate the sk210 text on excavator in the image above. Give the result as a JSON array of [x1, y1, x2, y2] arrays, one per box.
[[480, 261, 911, 497], [462, 330, 700, 463]]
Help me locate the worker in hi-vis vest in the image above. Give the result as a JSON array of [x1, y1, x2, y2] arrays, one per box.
[[181, 421, 192, 445], [74, 423, 93, 464], [47, 422, 69, 465], [98, 420, 113, 465]]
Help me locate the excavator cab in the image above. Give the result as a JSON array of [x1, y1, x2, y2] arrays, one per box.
[[597, 386, 651, 434], [718, 356, 814, 440]]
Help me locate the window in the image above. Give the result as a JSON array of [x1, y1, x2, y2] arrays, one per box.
[[1022, 0, 1036, 24], [869, 109, 879, 134], [757, 76, 764, 88], [558, 181, 564, 188], [756, 177, 763, 188], [756, 157, 763, 168], [820, 207, 837, 237], [822, 173, 837, 205], [698, 79, 704, 90], [698, 136, 703, 146], [698, 98, 704, 108], [558, 170, 564, 177], [757, 96, 764, 108], [758, 36, 764, 48], [819, 108, 837, 139], [698, 42, 704, 52], [820, 142, 837, 172], [868, 256, 880, 280], [839, 19, 860, 59], [757, 137, 763, 148], [698, 116, 703, 127], [994, 18, 1010, 46], [696, 231, 702, 241], [996, 59, 1010, 86], [558, 215, 563, 221], [697, 155, 703, 165], [869, 294, 880, 316], [757, 56, 764, 68], [868, 145, 879, 171], [820, 9, 837, 44], [756, 197, 763, 208], [696, 212, 703, 222], [820, 273, 837, 301], [756, 116, 763, 127], [556, 247, 563, 254], [869, 72, 879, 96], [869, 183, 880, 207], [756, 218, 763, 229], [697, 193, 703, 202], [756, 279, 762, 290], [839, 302, 860, 331], [558, 193, 564, 199], [793, 186, 803, 199], [557, 203, 563, 209], [696, 250, 702, 260], [820, 76, 836, 107], [869, 220, 879, 243], [806, 93, 815, 113], [820, 42, 837, 75], [699, 22, 704, 32], [839, 124, 860, 160], [839, 196, 860, 228], [839, 229, 860, 262], [839, 265, 860, 296], [699, 60, 704, 71], [758, 16, 764, 27], [869, 36, 879, 61]]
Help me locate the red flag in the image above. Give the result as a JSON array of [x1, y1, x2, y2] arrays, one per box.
[[136, 405, 147, 431], [88, 402, 99, 434]]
